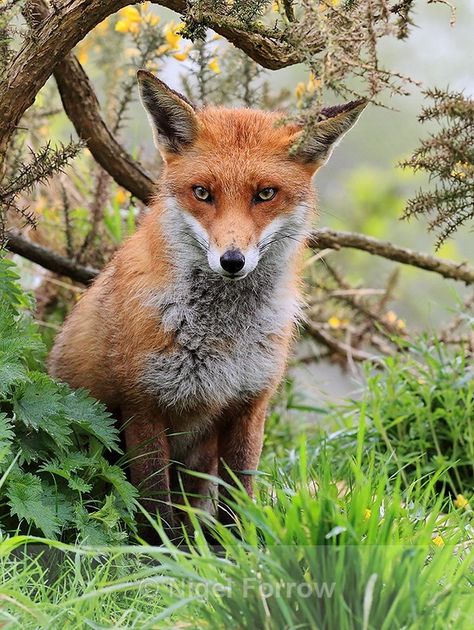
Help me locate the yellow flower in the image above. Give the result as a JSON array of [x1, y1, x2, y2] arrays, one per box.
[[115, 19, 139, 34], [364, 509, 372, 521], [432, 535, 444, 547], [454, 494, 469, 509], [115, 188, 129, 205], [173, 45, 191, 62], [95, 18, 109, 34], [295, 82, 306, 100], [328, 316, 341, 329], [156, 44, 170, 56], [164, 21, 184, 50], [77, 49, 89, 65], [306, 73, 321, 93], [450, 161, 470, 179], [118, 6, 142, 22], [145, 13, 161, 27], [385, 310, 397, 325], [115, 7, 142, 34], [208, 58, 221, 74]]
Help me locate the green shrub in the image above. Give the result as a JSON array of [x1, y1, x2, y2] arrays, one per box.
[[0, 255, 137, 543], [322, 339, 474, 494]]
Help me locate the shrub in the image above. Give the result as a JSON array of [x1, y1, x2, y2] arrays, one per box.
[[0, 255, 137, 543], [322, 339, 474, 494]]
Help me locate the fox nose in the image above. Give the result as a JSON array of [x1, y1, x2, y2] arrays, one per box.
[[220, 249, 245, 274]]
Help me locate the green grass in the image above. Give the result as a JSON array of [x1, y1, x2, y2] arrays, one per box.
[[1, 441, 473, 629]]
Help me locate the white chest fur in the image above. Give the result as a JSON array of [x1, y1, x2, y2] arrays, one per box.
[[141, 261, 299, 415]]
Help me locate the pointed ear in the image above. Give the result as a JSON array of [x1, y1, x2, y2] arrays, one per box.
[[292, 99, 367, 167], [137, 70, 198, 155]]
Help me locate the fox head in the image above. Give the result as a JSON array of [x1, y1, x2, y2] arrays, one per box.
[[137, 70, 366, 280]]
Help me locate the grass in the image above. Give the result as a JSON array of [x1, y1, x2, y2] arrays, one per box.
[[0, 438, 473, 629]]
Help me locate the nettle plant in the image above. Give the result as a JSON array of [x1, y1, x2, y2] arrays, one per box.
[[0, 256, 137, 543]]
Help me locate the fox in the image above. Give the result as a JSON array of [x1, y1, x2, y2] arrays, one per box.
[[48, 70, 366, 532]]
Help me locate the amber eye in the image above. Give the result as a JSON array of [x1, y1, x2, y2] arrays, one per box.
[[193, 186, 212, 202], [255, 187, 277, 202]]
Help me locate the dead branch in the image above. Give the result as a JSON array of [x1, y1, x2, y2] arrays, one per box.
[[5, 230, 98, 284], [311, 228, 474, 284]]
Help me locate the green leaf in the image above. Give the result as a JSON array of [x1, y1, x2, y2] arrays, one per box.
[[99, 460, 138, 511], [13, 373, 73, 448], [63, 388, 121, 451], [7, 472, 62, 538], [0, 413, 14, 468]]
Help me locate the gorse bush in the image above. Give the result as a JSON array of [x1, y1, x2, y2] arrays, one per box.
[[0, 255, 137, 543], [322, 339, 474, 494]]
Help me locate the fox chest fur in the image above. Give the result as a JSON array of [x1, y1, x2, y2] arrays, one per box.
[[140, 260, 298, 418]]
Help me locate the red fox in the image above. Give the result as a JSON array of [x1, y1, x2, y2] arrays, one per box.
[[48, 70, 366, 530]]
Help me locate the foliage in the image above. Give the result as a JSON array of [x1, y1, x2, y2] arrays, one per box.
[[321, 338, 474, 494], [0, 255, 137, 543], [0, 449, 472, 628], [401, 88, 474, 248]]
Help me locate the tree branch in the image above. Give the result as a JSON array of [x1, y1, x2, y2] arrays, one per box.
[[6, 228, 474, 287], [0, 0, 133, 169], [311, 228, 474, 285], [22, 0, 155, 204], [155, 1, 302, 70], [54, 54, 155, 204], [5, 231, 98, 285]]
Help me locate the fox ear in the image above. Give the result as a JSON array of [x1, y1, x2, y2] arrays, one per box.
[[137, 70, 198, 154], [292, 99, 367, 167]]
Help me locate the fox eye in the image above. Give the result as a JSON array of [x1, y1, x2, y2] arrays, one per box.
[[255, 187, 277, 202], [193, 186, 212, 202]]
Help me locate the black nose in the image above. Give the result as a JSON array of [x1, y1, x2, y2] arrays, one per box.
[[220, 249, 245, 274]]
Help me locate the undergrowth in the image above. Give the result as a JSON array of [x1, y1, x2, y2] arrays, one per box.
[[0, 255, 137, 543]]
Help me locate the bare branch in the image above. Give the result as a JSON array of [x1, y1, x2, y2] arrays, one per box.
[[5, 231, 98, 284], [311, 228, 474, 284], [156, 1, 302, 70]]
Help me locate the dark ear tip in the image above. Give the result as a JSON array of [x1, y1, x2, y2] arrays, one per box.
[[137, 69, 156, 84], [319, 98, 368, 121]]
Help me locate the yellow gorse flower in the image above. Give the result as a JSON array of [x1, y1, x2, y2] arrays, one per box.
[[115, 189, 129, 205], [432, 535, 444, 547], [450, 161, 471, 179], [164, 21, 184, 50], [208, 58, 221, 74], [454, 494, 469, 509], [328, 316, 349, 330], [295, 73, 321, 107]]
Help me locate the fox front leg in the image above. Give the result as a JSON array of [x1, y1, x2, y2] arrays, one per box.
[[121, 403, 175, 533], [217, 393, 271, 524]]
